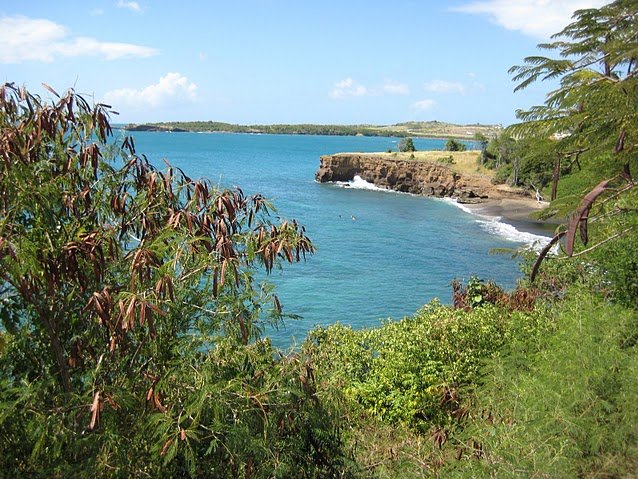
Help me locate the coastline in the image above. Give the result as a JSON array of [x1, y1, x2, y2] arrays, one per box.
[[459, 197, 558, 237]]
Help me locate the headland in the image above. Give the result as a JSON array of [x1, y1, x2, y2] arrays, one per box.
[[315, 151, 551, 226]]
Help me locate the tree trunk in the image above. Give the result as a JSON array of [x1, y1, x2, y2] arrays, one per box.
[[40, 310, 72, 394], [551, 154, 561, 201]]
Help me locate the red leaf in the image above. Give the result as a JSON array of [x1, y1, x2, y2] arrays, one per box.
[[531, 231, 566, 283], [565, 179, 611, 256], [89, 391, 101, 430]]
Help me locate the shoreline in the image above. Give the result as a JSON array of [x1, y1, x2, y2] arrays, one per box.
[[315, 152, 560, 242], [459, 197, 558, 237]]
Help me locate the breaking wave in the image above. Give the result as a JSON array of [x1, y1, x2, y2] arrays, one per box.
[[441, 198, 552, 251], [333, 175, 392, 192], [329, 179, 552, 251]]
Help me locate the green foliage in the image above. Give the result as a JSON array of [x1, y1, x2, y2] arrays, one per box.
[[0, 337, 354, 478], [443, 291, 638, 478], [127, 121, 411, 138], [491, 164, 512, 185], [507, 0, 638, 264], [0, 84, 357, 477], [398, 137, 416, 152], [482, 134, 554, 189], [436, 155, 455, 165], [304, 300, 546, 432], [589, 209, 638, 308], [444, 139, 466, 152]]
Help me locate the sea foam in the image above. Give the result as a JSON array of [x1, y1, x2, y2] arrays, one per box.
[[334, 175, 391, 192], [441, 198, 552, 251], [331, 177, 552, 251]]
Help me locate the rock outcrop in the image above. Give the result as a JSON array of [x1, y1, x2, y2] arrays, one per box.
[[315, 153, 531, 203]]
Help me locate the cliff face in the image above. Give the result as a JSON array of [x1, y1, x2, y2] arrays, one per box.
[[315, 154, 499, 201]]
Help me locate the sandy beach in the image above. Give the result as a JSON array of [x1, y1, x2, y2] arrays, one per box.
[[461, 196, 560, 238], [462, 197, 548, 222]]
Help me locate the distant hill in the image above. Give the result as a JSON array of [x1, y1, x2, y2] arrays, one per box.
[[123, 121, 502, 139]]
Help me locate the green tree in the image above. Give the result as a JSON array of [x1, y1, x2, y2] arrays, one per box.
[[473, 132, 489, 164], [0, 84, 354, 477], [444, 138, 466, 152], [398, 137, 416, 152], [506, 0, 638, 279]]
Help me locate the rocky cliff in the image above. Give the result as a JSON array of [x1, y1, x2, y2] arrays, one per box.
[[316, 153, 530, 202]]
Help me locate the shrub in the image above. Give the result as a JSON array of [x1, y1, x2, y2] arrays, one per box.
[[304, 299, 546, 433], [445, 139, 466, 152], [0, 84, 355, 477], [437, 155, 455, 165], [398, 137, 416, 152], [444, 291, 638, 478], [491, 164, 512, 184]]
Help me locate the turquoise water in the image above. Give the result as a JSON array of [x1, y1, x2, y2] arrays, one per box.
[[125, 132, 550, 345]]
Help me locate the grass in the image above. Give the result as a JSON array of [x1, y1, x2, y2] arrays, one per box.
[[374, 121, 501, 140], [442, 290, 638, 478], [337, 150, 491, 177]]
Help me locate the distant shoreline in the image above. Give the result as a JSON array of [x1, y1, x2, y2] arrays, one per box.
[[121, 121, 502, 140]]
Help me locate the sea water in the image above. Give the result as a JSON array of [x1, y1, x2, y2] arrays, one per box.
[[125, 132, 551, 345]]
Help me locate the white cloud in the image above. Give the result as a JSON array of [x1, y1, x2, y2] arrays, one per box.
[[329, 78, 368, 99], [117, 0, 142, 13], [382, 80, 410, 95], [104, 73, 198, 110], [424, 80, 466, 95], [91, 8, 104, 16], [455, 0, 610, 39], [0, 15, 157, 63], [330, 78, 411, 99], [412, 99, 436, 111]]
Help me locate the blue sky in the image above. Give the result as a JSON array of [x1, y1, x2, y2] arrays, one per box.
[[1, 1, 609, 126]]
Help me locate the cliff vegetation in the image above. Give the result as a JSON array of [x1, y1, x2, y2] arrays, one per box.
[[315, 151, 532, 204]]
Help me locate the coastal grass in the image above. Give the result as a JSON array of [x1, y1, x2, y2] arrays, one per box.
[[443, 290, 638, 478], [352, 150, 490, 177]]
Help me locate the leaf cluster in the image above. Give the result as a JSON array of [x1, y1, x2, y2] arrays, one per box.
[[0, 83, 360, 477], [304, 299, 547, 434]]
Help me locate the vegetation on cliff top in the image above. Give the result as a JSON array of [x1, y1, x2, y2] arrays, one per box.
[[327, 150, 490, 178]]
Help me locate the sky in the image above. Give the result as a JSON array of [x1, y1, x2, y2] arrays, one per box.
[[1, 1, 611, 126]]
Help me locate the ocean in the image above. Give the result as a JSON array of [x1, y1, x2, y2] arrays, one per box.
[[124, 131, 551, 346]]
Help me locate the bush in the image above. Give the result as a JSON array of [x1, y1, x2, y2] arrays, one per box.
[[398, 137, 416, 152], [590, 218, 638, 308], [0, 84, 356, 477], [437, 155, 455, 165], [491, 164, 512, 184], [444, 291, 638, 478], [445, 139, 466, 152], [304, 299, 547, 433]]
